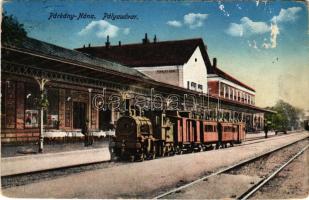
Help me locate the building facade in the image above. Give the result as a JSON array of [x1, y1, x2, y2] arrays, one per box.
[[1, 36, 270, 144], [77, 34, 266, 131]]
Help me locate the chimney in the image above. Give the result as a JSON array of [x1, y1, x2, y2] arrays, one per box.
[[83, 44, 85, 48], [88, 43, 91, 47], [153, 35, 157, 43], [105, 35, 110, 48], [142, 33, 149, 44], [213, 58, 217, 69], [118, 41, 121, 46]]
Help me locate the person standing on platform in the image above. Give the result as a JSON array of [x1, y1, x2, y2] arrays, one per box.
[[264, 122, 269, 138], [82, 119, 90, 146]]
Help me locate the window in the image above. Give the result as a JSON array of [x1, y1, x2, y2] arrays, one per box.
[[195, 58, 197, 62], [2, 81, 16, 129], [25, 83, 40, 128], [198, 84, 203, 91], [220, 84, 224, 96], [191, 82, 197, 90], [233, 89, 236, 100], [44, 88, 59, 129], [205, 125, 213, 132], [224, 126, 233, 132], [140, 124, 149, 134]]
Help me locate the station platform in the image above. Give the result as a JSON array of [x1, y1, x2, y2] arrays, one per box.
[[1, 141, 111, 176], [0, 130, 301, 177], [245, 131, 276, 139], [2, 131, 308, 198]]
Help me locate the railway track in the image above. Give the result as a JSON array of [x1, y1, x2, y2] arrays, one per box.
[[238, 143, 309, 200], [1, 132, 305, 189], [153, 136, 308, 199]]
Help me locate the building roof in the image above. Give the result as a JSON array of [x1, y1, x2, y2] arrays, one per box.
[[4, 37, 148, 78], [3, 37, 271, 114], [215, 67, 256, 92], [75, 38, 214, 73]]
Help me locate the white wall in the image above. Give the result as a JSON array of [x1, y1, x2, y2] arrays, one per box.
[[134, 65, 183, 87], [182, 47, 208, 93], [133, 46, 208, 93]]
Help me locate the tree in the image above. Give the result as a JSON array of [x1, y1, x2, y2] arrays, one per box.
[[265, 100, 304, 130], [2, 12, 27, 45]]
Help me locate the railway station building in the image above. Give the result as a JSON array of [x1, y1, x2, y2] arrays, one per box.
[[76, 34, 266, 132], [1, 35, 269, 144]]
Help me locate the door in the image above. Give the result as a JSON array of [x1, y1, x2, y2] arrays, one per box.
[[99, 109, 112, 130], [73, 102, 86, 129]]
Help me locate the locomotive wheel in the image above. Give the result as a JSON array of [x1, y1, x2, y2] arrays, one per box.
[[137, 153, 144, 162], [158, 144, 163, 157], [151, 145, 156, 160], [144, 143, 156, 160], [162, 146, 166, 157], [129, 155, 135, 162], [170, 147, 175, 156]]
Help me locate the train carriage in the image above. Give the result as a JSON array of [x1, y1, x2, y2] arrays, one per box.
[[200, 120, 218, 144], [221, 122, 235, 146], [234, 122, 246, 143]]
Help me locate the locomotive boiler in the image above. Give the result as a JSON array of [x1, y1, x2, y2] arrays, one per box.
[[114, 110, 174, 161]]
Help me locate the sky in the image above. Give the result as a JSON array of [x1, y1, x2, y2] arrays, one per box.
[[3, 0, 309, 110]]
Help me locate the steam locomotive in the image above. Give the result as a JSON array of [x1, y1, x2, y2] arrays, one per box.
[[114, 110, 245, 161]]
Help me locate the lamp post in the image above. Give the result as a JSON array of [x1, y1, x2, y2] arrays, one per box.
[[35, 77, 49, 153]]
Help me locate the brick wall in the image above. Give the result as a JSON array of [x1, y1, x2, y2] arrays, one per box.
[[1, 78, 103, 144], [208, 81, 219, 95], [1, 128, 39, 143]]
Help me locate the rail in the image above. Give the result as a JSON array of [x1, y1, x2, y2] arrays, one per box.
[[153, 136, 308, 199]]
